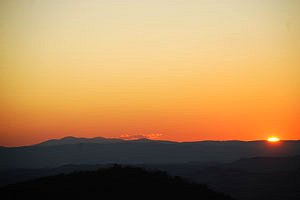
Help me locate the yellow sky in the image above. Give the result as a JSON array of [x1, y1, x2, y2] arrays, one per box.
[[1, 0, 299, 146]]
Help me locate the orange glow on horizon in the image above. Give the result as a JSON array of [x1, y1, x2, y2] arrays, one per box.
[[267, 137, 280, 143], [0, 0, 299, 147]]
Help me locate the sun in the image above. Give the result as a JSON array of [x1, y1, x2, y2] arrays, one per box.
[[267, 136, 280, 142]]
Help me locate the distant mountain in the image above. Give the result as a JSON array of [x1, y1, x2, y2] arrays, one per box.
[[185, 155, 300, 200], [0, 166, 234, 200], [0, 137, 299, 170], [36, 136, 124, 146], [36, 136, 175, 146], [222, 155, 300, 172]]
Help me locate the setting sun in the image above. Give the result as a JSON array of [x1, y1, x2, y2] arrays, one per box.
[[267, 137, 280, 142]]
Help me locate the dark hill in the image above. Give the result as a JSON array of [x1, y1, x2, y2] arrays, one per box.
[[36, 136, 124, 146], [185, 156, 300, 200], [0, 166, 234, 200]]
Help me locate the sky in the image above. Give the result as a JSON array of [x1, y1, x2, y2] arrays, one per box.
[[0, 0, 299, 146]]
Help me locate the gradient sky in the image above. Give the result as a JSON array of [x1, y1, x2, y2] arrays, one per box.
[[1, 0, 299, 146]]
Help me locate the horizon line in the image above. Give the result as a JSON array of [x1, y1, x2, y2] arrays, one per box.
[[1, 135, 299, 148]]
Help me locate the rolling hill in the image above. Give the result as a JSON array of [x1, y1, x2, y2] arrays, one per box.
[[0, 166, 234, 200]]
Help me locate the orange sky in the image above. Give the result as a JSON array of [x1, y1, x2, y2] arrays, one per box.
[[1, 0, 299, 146]]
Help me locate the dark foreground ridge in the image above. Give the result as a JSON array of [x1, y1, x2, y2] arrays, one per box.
[[0, 165, 234, 200]]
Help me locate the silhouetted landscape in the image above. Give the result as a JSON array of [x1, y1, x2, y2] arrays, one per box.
[[0, 165, 234, 200], [1, 137, 300, 169], [1, 137, 300, 199], [2, 1, 299, 199]]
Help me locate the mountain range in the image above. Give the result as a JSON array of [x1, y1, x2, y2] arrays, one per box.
[[0, 136, 299, 170], [1, 136, 300, 200]]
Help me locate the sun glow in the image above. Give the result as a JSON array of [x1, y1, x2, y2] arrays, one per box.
[[267, 137, 280, 142]]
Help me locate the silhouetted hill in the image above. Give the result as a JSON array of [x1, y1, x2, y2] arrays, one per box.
[[188, 167, 300, 200], [0, 166, 234, 200], [36, 136, 124, 146], [1, 156, 300, 199], [1, 137, 300, 170], [184, 155, 300, 200]]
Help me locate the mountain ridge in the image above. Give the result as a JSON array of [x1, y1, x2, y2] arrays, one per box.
[[36, 136, 124, 146], [2, 136, 299, 148], [0, 166, 235, 200], [1, 155, 300, 200], [1, 137, 300, 170]]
